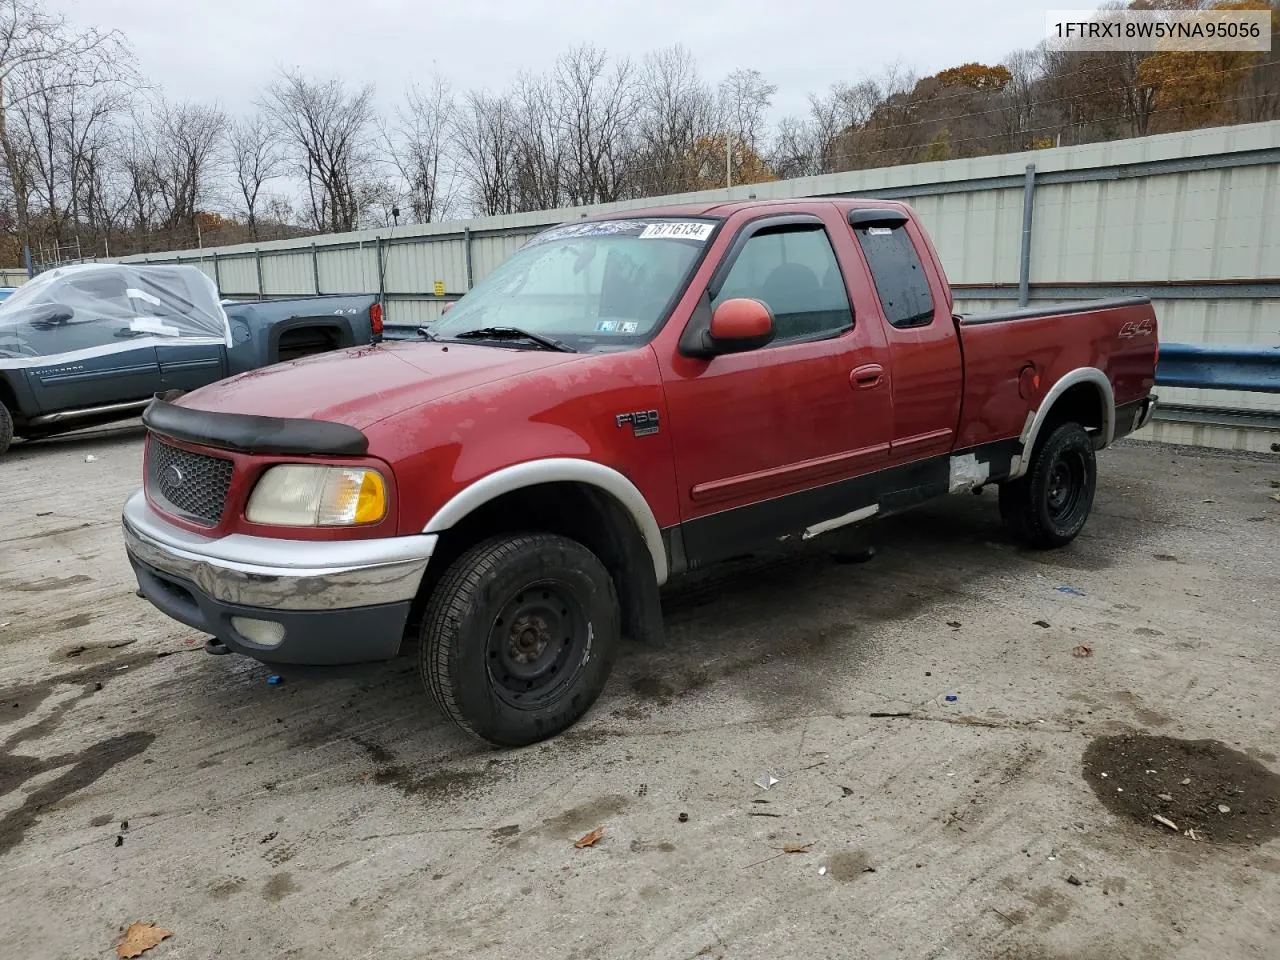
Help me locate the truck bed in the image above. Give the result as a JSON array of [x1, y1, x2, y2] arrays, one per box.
[[953, 296, 1158, 451]]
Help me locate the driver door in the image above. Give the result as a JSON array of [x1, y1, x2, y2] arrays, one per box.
[[24, 318, 162, 414], [659, 211, 894, 568]]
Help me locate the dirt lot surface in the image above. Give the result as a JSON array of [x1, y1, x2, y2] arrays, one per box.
[[2, 425, 1279, 960]]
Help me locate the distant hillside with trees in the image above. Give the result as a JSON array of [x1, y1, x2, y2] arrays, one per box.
[[0, 0, 1276, 267]]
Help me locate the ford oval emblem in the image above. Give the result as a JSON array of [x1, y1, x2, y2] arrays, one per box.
[[160, 463, 185, 494]]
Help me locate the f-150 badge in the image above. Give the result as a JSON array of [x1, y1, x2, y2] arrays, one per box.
[[616, 410, 660, 437]]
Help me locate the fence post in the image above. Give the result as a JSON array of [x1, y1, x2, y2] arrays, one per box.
[[1018, 163, 1036, 307], [375, 236, 386, 309], [464, 228, 474, 290], [255, 248, 265, 301], [211, 251, 222, 296], [311, 243, 321, 295]]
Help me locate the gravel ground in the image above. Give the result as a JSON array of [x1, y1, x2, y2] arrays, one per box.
[[1, 423, 1278, 960]]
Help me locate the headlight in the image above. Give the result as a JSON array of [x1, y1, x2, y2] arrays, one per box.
[[245, 465, 388, 526]]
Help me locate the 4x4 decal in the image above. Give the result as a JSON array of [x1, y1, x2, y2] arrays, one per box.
[[1118, 318, 1154, 338]]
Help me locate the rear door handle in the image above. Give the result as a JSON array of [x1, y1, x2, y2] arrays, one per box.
[[851, 363, 884, 389]]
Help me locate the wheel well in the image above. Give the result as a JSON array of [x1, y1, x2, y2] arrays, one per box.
[[407, 481, 664, 647], [1041, 382, 1106, 443], [275, 324, 344, 363]]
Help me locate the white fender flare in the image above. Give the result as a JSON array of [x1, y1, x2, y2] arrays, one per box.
[[422, 458, 669, 585], [1009, 367, 1115, 480]]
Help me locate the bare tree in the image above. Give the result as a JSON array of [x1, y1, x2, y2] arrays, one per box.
[[719, 68, 776, 154], [260, 192, 297, 240], [0, 0, 129, 248], [508, 71, 564, 212], [797, 78, 889, 173], [116, 112, 157, 251], [635, 44, 718, 194], [998, 47, 1044, 150], [388, 74, 455, 223], [10, 51, 131, 249], [554, 45, 638, 205], [262, 68, 378, 231], [148, 97, 226, 236], [228, 113, 281, 238], [770, 114, 823, 179], [451, 88, 516, 216]]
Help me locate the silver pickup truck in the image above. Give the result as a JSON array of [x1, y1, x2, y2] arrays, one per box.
[[0, 264, 381, 456]]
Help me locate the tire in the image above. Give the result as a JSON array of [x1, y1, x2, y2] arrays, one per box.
[[419, 533, 620, 747], [0, 401, 12, 457], [999, 421, 1097, 549]]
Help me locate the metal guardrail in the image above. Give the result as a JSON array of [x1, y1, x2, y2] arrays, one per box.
[[1155, 343, 1280, 394], [1152, 342, 1280, 435]]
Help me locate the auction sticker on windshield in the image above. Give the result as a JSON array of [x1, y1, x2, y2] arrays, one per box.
[[639, 222, 715, 241]]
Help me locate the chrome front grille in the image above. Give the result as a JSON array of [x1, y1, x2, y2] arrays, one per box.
[[146, 437, 234, 527]]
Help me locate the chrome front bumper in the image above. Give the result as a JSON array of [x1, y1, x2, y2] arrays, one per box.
[[121, 488, 436, 611]]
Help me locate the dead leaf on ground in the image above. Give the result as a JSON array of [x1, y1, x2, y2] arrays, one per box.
[[117, 922, 172, 958], [574, 827, 604, 849], [783, 842, 813, 853], [1072, 644, 1093, 658], [1270, 492, 1280, 502]]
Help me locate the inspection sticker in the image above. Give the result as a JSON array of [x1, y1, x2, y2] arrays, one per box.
[[639, 221, 715, 241]]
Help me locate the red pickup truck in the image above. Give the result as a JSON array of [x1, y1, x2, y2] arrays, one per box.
[[122, 198, 1158, 746]]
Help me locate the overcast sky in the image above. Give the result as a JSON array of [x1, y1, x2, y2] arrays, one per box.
[[48, 0, 1047, 121]]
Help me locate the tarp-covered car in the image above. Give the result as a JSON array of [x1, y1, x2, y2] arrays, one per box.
[[0, 263, 382, 455]]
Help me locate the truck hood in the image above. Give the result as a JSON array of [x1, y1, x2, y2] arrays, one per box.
[[175, 340, 584, 430]]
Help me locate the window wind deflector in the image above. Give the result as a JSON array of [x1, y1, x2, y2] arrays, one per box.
[[848, 209, 910, 230]]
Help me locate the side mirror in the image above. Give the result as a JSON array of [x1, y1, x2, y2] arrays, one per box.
[[707, 298, 775, 353]]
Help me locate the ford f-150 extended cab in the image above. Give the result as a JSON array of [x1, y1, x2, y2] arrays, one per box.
[[122, 198, 1158, 746]]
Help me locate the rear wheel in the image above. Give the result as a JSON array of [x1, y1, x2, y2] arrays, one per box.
[[999, 421, 1096, 548], [0, 401, 12, 456], [419, 533, 620, 747]]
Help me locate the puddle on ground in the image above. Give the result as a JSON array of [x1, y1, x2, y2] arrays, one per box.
[[1083, 734, 1280, 845]]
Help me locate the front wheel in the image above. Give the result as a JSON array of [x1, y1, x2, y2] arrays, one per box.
[[419, 533, 620, 747], [999, 421, 1097, 549], [0, 400, 12, 456]]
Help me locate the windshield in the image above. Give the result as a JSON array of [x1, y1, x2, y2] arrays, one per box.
[[0, 263, 231, 365], [431, 217, 718, 351]]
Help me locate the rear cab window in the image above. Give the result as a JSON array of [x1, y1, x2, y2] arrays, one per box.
[[851, 221, 935, 328]]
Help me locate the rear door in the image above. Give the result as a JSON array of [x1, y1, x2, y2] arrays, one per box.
[[157, 342, 227, 393], [845, 209, 963, 463], [659, 207, 894, 567]]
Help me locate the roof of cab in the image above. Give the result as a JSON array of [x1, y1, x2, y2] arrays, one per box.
[[577, 196, 909, 222]]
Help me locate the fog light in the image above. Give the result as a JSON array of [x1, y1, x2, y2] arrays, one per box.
[[230, 617, 286, 648]]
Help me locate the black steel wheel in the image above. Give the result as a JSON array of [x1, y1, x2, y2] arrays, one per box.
[[419, 533, 620, 747], [486, 580, 590, 710], [999, 421, 1097, 549]]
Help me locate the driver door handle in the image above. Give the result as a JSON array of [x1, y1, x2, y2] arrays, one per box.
[[851, 363, 884, 389]]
